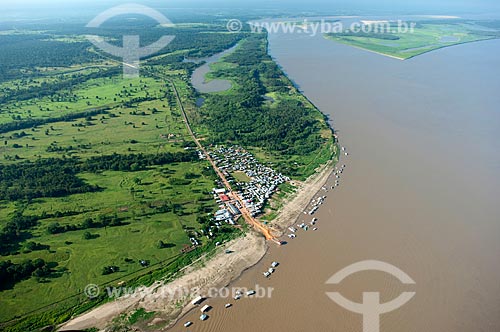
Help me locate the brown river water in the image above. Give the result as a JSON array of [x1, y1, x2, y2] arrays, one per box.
[[171, 25, 500, 332]]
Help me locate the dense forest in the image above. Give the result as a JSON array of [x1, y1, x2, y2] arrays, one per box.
[[0, 34, 100, 82], [0, 19, 246, 84], [199, 34, 325, 156]]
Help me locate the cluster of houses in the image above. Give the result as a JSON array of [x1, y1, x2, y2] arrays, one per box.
[[212, 187, 240, 225], [209, 146, 290, 218]]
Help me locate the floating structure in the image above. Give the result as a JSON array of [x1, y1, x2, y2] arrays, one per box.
[[191, 296, 203, 305]]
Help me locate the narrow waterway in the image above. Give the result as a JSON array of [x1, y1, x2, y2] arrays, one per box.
[[188, 44, 238, 93]]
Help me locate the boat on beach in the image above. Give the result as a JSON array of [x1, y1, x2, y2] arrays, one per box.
[[191, 296, 203, 305]]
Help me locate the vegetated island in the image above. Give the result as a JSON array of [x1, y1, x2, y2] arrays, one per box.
[[324, 19, 500, 60]]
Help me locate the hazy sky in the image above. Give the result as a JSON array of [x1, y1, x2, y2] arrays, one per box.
[[2, 0, 500, 16], [3, 0, 500, 9]]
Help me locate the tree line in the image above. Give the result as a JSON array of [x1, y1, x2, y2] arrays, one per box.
[[0, 151, 198, 201], [0, 108, 111, 134]]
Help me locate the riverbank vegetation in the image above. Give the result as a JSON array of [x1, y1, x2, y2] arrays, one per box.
[[190, 34, 336, 180]]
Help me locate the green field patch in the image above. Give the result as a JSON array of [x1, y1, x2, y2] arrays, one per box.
[[0, 97, 193, 163], [0, 76, 165, 125], [0, 161, 218, 321], [231, 171, 252, 183]]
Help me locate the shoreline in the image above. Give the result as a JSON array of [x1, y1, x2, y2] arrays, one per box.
[[165, 157, 338, 330], [269, 158, 337, 236], [323, 35, 500, 61], [58, 158, 336, 332], [59, 233, 268, 331], [323, 35, 406, 60]]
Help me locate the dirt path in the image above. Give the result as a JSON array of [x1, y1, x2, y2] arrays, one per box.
[[169, 79, 275, 240]]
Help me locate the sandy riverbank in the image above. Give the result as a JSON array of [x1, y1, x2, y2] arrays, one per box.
[[270, 159, 337, 235], [59, 233, 267, 331], [59, 159, 335, 332]]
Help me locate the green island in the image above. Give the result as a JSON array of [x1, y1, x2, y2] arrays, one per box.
[[325, 20, 500, 60], [0, 16, 336, 332]]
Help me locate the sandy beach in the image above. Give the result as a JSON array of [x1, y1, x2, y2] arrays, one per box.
[[270, 159, 336, 235], [59, 158, 336, 331]]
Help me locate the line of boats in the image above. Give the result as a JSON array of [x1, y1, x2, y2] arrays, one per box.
[[184, 262, 278, 328], [184, 300, 234, 327], [263, 261, 279, 278], [287, 216, 320, 239]]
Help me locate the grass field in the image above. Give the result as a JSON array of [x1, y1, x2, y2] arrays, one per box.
[[0, 158, 219, 321], [325, 21, 500, 60], [0, 57, 223, 326], [0, 76, 166, 124], [1, 98, 189, 163]]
